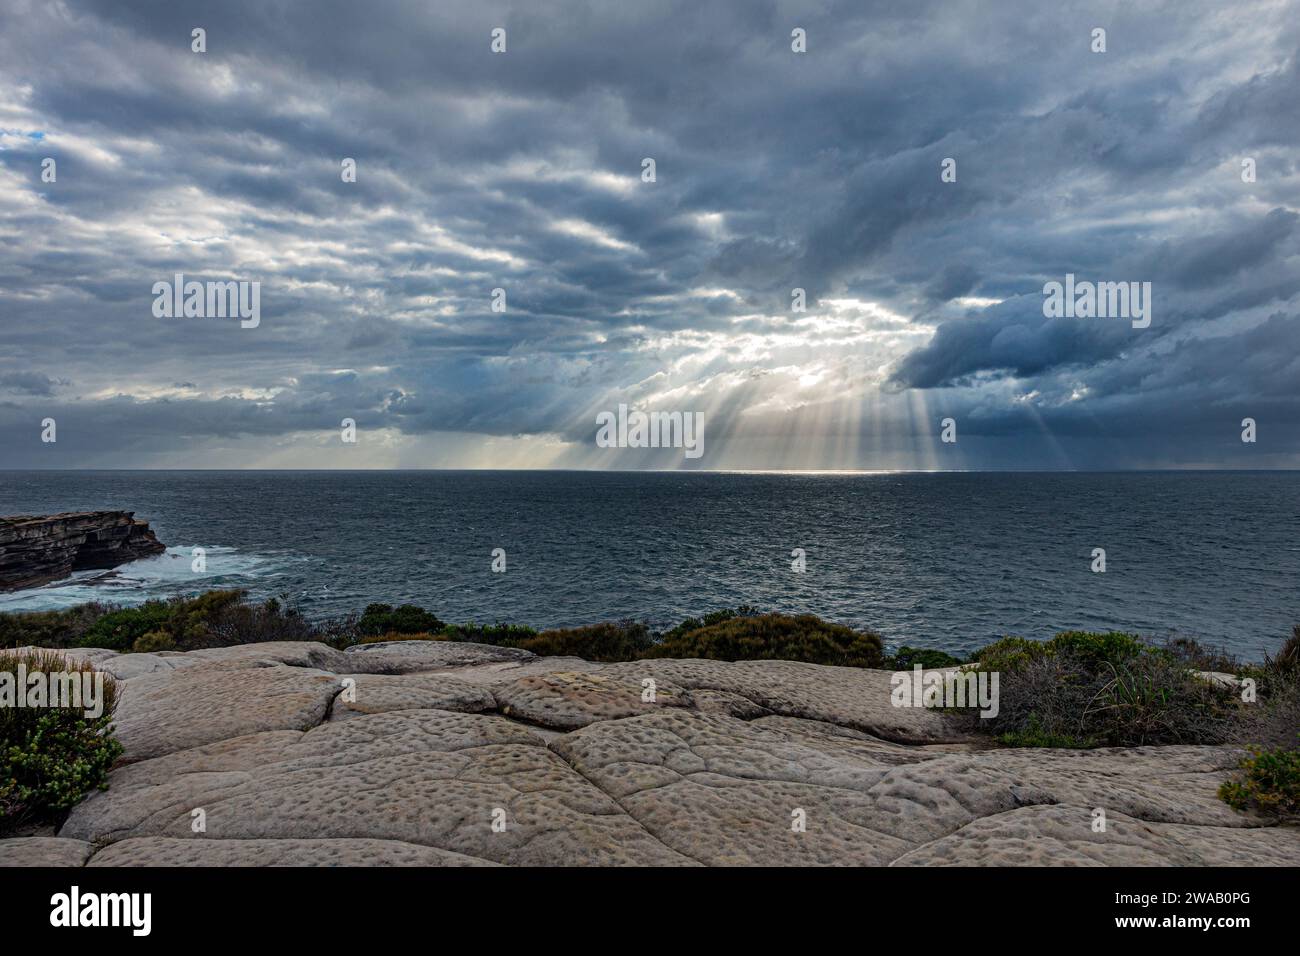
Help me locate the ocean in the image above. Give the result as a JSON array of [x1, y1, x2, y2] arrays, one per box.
[[1, 470, 1296, 659]]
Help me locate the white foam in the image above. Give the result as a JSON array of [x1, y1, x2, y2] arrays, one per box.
[[0, 546, 279, 612]]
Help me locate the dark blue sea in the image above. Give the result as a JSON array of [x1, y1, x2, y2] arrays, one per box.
[[1, 471, 1296, 659]]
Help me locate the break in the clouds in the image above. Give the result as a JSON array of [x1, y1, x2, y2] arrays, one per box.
[[0, 0, 1297, 470]]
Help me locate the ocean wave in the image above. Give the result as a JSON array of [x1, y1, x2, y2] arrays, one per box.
[[0, 546, 280, 612]]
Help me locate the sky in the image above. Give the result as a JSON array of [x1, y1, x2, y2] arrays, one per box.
[[0, 0, 1297, 470]]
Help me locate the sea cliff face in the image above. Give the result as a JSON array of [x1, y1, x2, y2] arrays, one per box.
[[0, 512, 166, 592]]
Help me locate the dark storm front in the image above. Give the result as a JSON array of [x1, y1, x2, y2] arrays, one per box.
[[0, 471, 1294, 658]]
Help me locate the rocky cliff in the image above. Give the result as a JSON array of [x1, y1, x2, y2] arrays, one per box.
[[0, 641, 1295, 867], [0, 511, 166, 591]]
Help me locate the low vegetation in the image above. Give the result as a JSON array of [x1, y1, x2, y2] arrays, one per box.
[[0, 649, 124, 833], [964, 630, 1242, 748], [885, 646, 963, 670], [648, 612, 884, 667], [1218, 743, 1300, 822]]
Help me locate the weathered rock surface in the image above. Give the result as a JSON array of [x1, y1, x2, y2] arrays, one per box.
[[596, 658, 963, 743], [0, 837, 93, 867], [110, 659, 343, 762], [495, 670, 693, 730], [61, 710, 694, 866], [331, 672, 496, 719], [1, 640, 1294, 866], [0, 511, 166, 591], [87, 836, 499, 867], [341, 639, 534, 674], [890, 804, 1300, 866]]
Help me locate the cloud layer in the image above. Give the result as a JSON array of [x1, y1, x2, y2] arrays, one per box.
[[1, 0, 1297, 469]]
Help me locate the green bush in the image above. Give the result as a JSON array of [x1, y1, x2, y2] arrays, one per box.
[[887, 646, 963, 670], [649, 612, 884, 668], [1159, 636, 1243, 674], [0, 603, 114, 650], [511, 621, 654, 662], [1219, 742, 1300, 822], [996, 714, 1097, 749], [0, 649, 123, 831], [442, 622, 540, 646], [970, 631, 1150, 672], [131, 630, 176, 653], [75, 590, 281, 651], [1267, 626, 1300, 678], [79, 600, 174, 651], [357, 603, 445, 637], [658, 607, 762, 644], [195, 592, 318, 647], [1047, 630, 1150, 669], [968, 631, 1239, 748], [966, 635, 1045, 670]]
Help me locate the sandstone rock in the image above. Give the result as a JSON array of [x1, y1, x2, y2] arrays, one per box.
[[552, 710, 910, 865], [687, 688, 773, 719], [342, 640, 535, 674], [598, 658, 966, 743], [188, 640, 348, 671], [495, 670, 692, 730], [88, 837, 499, 867], [61, 710, 694, 866], [551, 710, 1280, 866], [1, 639, 1291, 867], [110, 659, 343, 761], [0, 837, 92, 867], [0, 511, 165, 591], [331, 672, 496, 719], [3, 646, 197, 681], [891, 804, 1300, 866]]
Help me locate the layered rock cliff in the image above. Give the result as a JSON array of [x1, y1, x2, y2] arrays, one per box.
[[0, 511, 166, 591]]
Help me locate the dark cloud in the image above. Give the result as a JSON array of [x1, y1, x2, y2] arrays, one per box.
[[0, 0, 1296, 469]]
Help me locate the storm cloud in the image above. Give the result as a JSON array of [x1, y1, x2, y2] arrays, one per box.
[[0, 0, 1296, 469]]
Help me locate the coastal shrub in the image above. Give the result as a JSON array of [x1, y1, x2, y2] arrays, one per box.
[[510, 621, 654, 662], [1087, 653, 1238, 746], [131, 630, 176, 653], [970, 631, 1149, 672], [1266, 626, 1300, 678], [970, 633, 1239, 748], [1219, 743, 1300, 822], [648, 613, 885, 668], [887, 646, 963, 670], [195, 592, 318, 647], [78, 600, 174, 651], [1159, 635, 1243, 674], [996, 713, 1097, 749], [1232, 629, 1300, 751], [72, 590, 310, 651], [658, 607, 762, 645], [1242, 679, 1300, 752], [357, 603, 445, 637], [0, 602, 113, 650], [442, 622, 540, 646], [0, 649, 123, 831], [966, 636, 1045, 670]]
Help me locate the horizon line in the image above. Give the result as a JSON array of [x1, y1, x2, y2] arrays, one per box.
[[1, 467, 1298, 475]]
